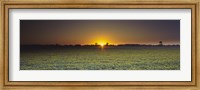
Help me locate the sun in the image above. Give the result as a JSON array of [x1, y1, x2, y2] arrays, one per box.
[[98, 41, 106, 48], [100, 43, 105, 47]]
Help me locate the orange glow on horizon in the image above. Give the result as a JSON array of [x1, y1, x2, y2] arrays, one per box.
[[100, 44, 104, 48], [98, 41, 106, 45]]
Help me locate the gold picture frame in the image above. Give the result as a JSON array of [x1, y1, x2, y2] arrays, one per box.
[[0, 0, 199, 90]]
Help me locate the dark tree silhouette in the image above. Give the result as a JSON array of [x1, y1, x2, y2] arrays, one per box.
[[106, 42, 109, 46], [95, 42, 98, 46]]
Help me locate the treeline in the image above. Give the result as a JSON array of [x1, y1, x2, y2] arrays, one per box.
[[21, 44, 180, 48], [20, 44, 180, 51]]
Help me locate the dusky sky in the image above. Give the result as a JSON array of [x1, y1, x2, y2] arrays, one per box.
[[20, 20, 180, 45]]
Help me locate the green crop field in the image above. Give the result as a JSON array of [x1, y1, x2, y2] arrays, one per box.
[[20, 46, 180, 70]]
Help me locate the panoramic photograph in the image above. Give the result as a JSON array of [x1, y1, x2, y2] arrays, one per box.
[[20, 20, 180, 70]]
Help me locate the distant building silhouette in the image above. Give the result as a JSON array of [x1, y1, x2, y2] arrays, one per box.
[[159, 41, 163, 46]]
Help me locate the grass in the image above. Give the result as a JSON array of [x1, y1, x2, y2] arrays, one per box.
[[20, 46, 180, 70]]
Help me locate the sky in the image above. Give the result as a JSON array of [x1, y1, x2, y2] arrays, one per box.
[[20, 20, 180, 45]]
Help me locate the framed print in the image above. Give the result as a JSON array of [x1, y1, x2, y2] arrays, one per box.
[[0, 0, 199, 89], [10, 9, 191, 82]]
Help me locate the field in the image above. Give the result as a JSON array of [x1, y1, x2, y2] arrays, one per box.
[[20, 46, 180, 70]]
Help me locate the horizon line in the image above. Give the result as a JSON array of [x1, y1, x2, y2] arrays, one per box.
[[21, 43, 180, 46]]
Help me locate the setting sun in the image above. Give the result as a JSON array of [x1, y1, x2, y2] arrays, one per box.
[[100, 43, 105, 47], [96, 40, 107, 48], [98, 41, 106, 46]]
